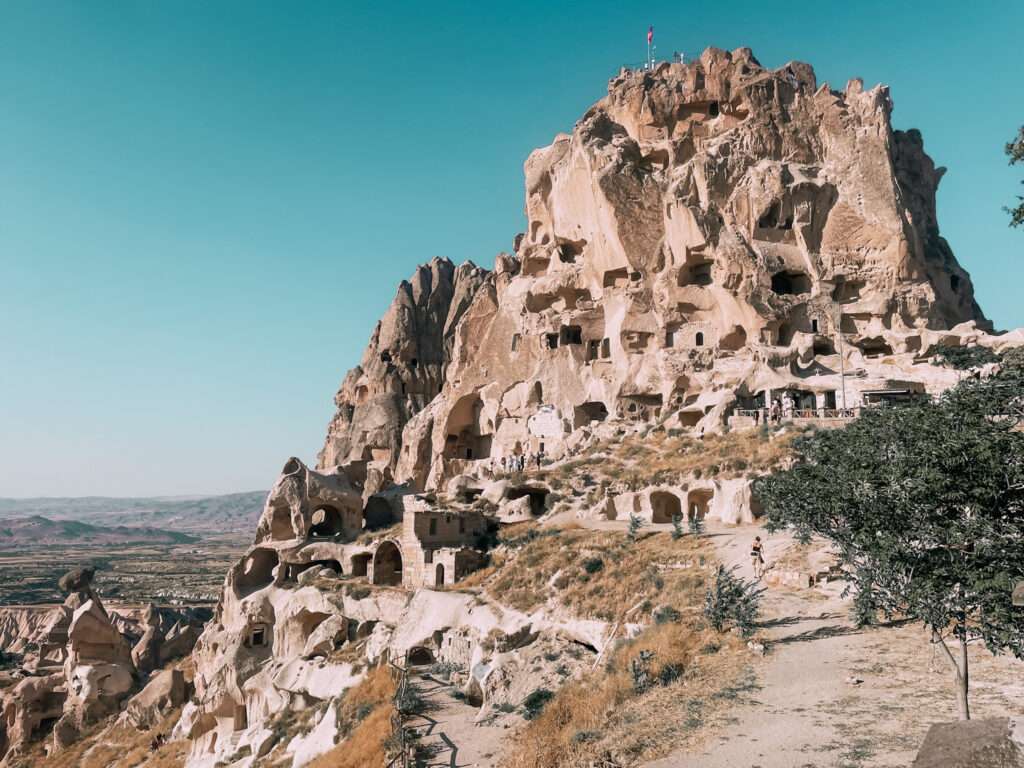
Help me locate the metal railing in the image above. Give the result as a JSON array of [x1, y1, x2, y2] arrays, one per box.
[[621, 54, 695, 72]]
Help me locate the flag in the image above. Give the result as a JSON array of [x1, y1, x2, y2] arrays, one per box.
[[647, 26, 653, 44]]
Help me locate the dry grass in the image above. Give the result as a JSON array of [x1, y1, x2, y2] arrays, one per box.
[[355, 522, 402, 545], [528, 426, 801, 496], [500, 622, 756, 768], [305, 664, 397, 768], [488, 528, 715, 621], [16, 707, 186, 768]]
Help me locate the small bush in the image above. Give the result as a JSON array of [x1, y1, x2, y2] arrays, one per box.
[[522, 688, 555, 720], [395, 686, 427, 715], [346, 585, 372, 600], [702, 565, 764, 638], [627, 514, 644, 543], [653, 605, 681, 625], [630, 649, 654, 695], [670, 514, 684, 540], [658, 663, 682, 686], [583, 556, 604, 574], [496, 701, 516, 713], [688, 515, 706, 537], [571, 729, 604, 744]]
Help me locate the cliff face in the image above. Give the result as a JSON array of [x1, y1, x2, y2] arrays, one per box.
[[171, 47, 1022, 768], [317, 257, 490, 492], [325, 46, 994, 493]]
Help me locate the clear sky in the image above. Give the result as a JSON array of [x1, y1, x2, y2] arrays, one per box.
[[1, 0, 1021, 497]]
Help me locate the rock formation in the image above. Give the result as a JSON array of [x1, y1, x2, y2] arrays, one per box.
[[316, 46, 1013, 503], [317, 257, 490, 497], [0, 569, 205, 765]]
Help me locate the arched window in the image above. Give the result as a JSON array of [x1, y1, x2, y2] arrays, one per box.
[[695, 332, 704, 347]]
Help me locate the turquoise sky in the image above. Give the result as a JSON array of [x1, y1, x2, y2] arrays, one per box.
[[1, 1, 1021, 497]]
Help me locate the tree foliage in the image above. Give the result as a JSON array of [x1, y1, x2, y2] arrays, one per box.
[[931, 343, 999, 371], [1007, 126, 1024, 228], [754, 350, 1024, 718]]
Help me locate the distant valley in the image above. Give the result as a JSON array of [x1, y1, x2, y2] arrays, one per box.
[[0, 492, 266, 607], [0, 516, 197, 547]]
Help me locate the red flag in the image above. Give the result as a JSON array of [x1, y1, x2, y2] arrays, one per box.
[[647, 26, 653, 43]]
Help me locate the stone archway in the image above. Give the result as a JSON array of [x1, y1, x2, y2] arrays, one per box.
[[687, 489, 714, 520], [372, 541, 403, 586], [407, 646, 434, 665], [649, 491, 682, 524], [435, 563, 445, 586]]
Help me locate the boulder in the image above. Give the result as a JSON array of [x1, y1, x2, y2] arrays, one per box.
[[124, 670, 187, 730], [912, 718, 1024, 767], [58, 567, 95, 593]]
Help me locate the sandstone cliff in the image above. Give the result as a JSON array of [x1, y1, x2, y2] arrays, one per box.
[[317, 257, 490, 495], [320, 47, 999, 495]]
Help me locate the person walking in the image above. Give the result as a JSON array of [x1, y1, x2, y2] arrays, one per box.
[[751, 536, 765, 578]]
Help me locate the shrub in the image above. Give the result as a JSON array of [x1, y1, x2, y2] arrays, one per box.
[[543, 651, 561, 662], [346, 585, 371, 600], [653, 605, 681, 625], [544, 492, 563, 512], [658, 663, 682, 686], [627, 514, 644, 543], [394, 686, 427, 715], [427, 661, 463, 681], [630, 649, 654, 695], [522, 688, 555, 720], [670, 514, 684, 540], [571, 729, 604, 744], [688, 515, 706, 537], [496, 701, 516, 713], [702, 565, 764, 638], [583, 556, 604, 574]]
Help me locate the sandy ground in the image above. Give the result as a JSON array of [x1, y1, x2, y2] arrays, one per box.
[[642, 521, 1024, 768], [419, 513, 1024, 767]]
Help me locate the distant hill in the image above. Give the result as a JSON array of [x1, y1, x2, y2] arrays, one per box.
[[0, 515, 198, 546], [0, 491, 267, 536]]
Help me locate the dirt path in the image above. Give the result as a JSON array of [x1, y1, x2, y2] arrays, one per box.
[[406, 672, 509, 768], [642, 522, 1024, 768]]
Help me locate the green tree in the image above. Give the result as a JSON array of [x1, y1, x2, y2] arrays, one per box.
[[1007, 126, 1024, 227], [931, 344, 999, 372], [754, 356, 1024, 719]]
